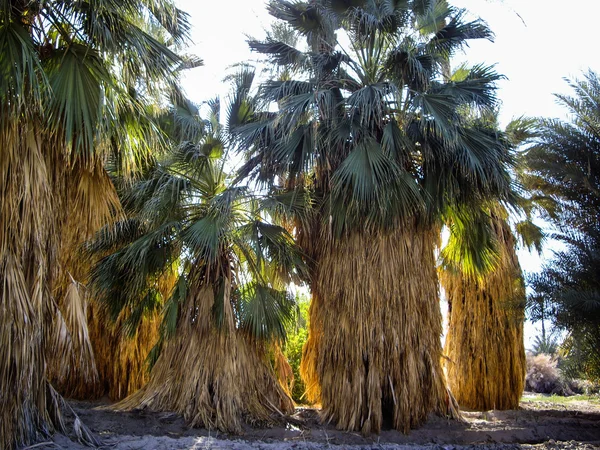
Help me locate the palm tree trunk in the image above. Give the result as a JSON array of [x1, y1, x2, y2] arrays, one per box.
[[442, 220, 526, 411], [301, 222, 455, 434], [0, 124, 59, 449], [112, 283, 294, 432]]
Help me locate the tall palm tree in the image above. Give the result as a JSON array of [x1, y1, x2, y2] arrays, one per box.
[[0, 1, 193, 447], [525, 70, 600, 381], [89, 91, 307, 433], [237, 0, 513, 434]]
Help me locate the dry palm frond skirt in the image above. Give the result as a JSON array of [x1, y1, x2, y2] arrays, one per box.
[[45, 161, 170, 401], [44, 161, 160, 401], [86, 264, 176, 401], [441, 221, 526, 411], [113, 285, 294, 433], [300, 223, 456, 434], [0, 125, 96, 448], [86, 302, 162, 400]]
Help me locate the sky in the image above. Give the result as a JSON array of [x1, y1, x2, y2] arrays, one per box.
[[174, 0, 600, 347]]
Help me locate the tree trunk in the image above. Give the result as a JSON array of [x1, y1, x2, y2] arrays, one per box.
[[113, 284, 294, 433], [442, 220, 526, 411], [301, 222, 455, 434], [0, 125, 61, 448]]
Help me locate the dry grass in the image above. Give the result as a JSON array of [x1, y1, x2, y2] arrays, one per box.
[[300, 222, 455, 434], [112, 284, 294, 433], [442, 218, 526, 411]]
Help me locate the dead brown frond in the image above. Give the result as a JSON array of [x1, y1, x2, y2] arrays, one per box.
[[442, 219, 526, 411], [0, 121, 59, 449], [273, 342, 295, 399], [87, 300, 162, 400], [112, 285, 294, 433], [299, 294, 323, 404], [46, 159, 123, 398], [300, 221, 454, 434], [84, 264, 176, 400], [46, 281, 99, 397]]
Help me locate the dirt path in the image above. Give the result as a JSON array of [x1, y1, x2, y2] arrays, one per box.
[[31, 396, 600, 449]]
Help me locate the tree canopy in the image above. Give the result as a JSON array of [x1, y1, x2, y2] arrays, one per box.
[[525, 71, 600, 381]]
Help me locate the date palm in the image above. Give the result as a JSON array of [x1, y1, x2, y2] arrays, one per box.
[[89, 91, 307, 432], [0, 1, 194, 447], [525, 71, 600, 381], [237, 0, 513, 434]]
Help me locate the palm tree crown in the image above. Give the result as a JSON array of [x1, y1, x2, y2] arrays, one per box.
[[238, 0, 512, 233], [90, 92, 308, 349]]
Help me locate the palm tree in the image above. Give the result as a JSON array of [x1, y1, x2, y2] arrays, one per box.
[[440, 205, 526, 410], [88, 91, 307, 433], [0, 1, 193, 447], [525, 70, 600, 381], [237, 0, 513, 434], [439, 117, 542, 411], [54, 101, 184, 402]]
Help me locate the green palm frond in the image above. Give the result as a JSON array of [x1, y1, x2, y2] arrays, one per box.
[[238, 283, 296, 341], [249, 38, 309, 69], [524, 71, 600, 231], [237, 0, 508, 234], [225, 66, 257, 132], [260, 79, 314, 102], [424, 8, 493, 59], [384, 42, 434, 90], [0, 21, 45, 113], [441, 204, 500, 279], [47, 44, 108, 157], [267, 0, 332, 47], [436, 64, 503, 111], [514, 219, 545, 254]]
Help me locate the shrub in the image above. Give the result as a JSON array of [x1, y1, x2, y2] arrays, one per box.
[[526, 353, 573, 395]]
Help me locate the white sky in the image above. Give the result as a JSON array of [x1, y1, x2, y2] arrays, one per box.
[[175, 0, 600, 348]]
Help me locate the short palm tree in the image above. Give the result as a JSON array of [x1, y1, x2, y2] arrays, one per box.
[[237, 0, 513, 434], [89, 92, 307, 432], [440, 205, 526, 410], [0, 1, 193, 447]]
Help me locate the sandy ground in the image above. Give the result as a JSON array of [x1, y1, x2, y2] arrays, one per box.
[[29, 395, 600, 449]]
